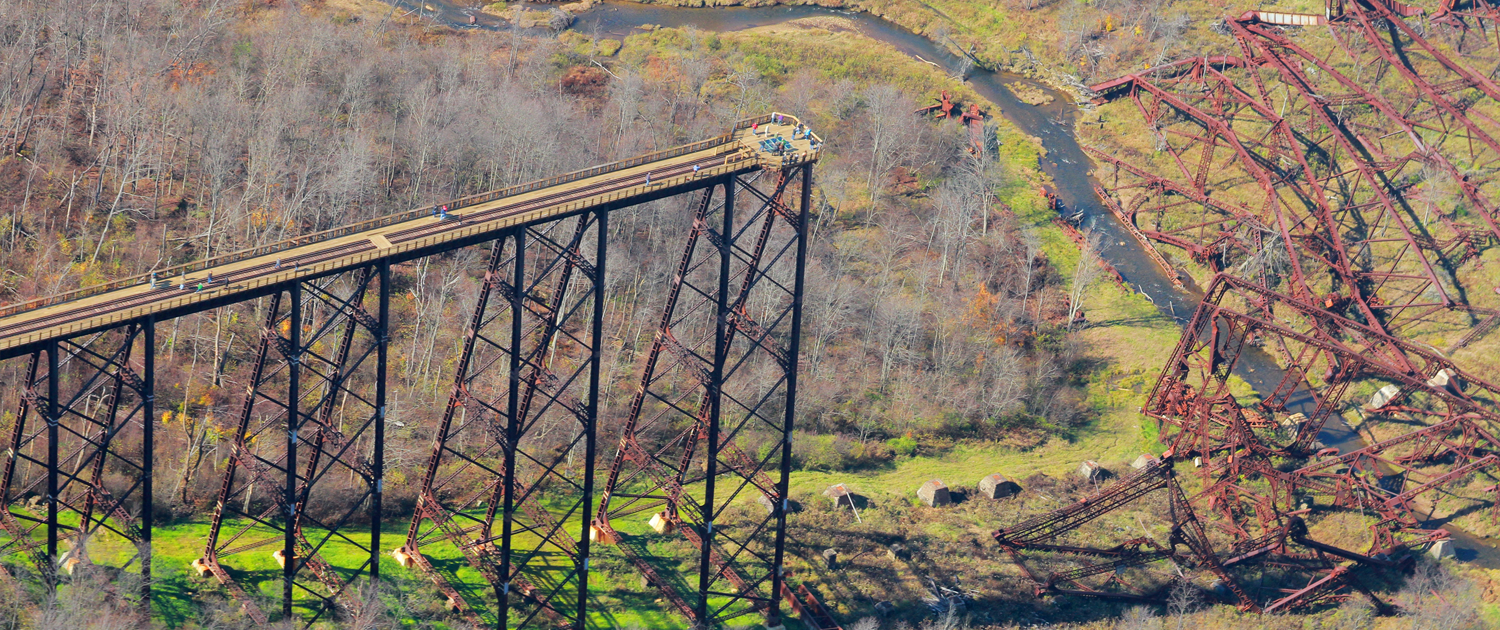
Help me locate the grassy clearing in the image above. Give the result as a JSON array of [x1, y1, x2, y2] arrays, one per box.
[[11, 511, 713, 629]]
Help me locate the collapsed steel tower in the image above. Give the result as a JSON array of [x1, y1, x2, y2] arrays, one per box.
[[1001, 0, 1500, 613]]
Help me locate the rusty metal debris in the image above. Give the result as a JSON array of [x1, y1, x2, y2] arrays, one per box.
[[1001, 0, 1500, 613], [918, 90, 989, 153]]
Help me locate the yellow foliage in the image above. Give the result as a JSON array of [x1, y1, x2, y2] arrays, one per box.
[[964, 282, 999, 326], [964, 283, 1015, 345]]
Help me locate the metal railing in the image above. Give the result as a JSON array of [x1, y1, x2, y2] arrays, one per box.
[[0, 114, 801, 320], [0, 151, 767, 351]]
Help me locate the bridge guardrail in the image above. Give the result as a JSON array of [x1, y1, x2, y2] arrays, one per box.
[[0, 150, 765, 351], [0, 114, 801, 320]]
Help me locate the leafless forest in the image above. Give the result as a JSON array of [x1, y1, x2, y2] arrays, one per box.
[[0, 0, 1106, 624]]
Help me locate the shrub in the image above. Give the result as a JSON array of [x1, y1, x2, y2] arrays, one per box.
[[792, 432, 895, 471], [887, 435, 919, 457]]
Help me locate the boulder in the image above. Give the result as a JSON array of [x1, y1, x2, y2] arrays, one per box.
[[1130, 453, 1160, 470], [1427, 368, 1463, 394], [874, 600, 896, 616], [978, 473, 1020, 499], [1281, 412, 1307, 427], [391, 547, 415, 569], [272, 549, 291, 569], [1366, 384, 1401, 410], [886, 543, 908, 561], [821, 548, 838, 569], [1430, 538, 1455, 559], [917, 479, 951, 507]]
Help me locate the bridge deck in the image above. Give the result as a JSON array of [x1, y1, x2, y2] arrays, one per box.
[[0, 114, 819, 357]]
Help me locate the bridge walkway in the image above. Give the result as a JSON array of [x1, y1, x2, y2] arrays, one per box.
[[0, 114, 820, 360]]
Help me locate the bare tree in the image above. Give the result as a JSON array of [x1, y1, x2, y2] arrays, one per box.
[[858, 84, 921, 223], [1067, 228, 1105, 330], [1397, 559, 1484, 630], [1167, 580, 1199, 630], [1119, 605, 1162, 630]]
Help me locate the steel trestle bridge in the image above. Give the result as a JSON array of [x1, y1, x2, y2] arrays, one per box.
[[0, 114, 824, 629]]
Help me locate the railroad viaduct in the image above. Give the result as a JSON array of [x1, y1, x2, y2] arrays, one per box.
[[0, 114, 829, 629]]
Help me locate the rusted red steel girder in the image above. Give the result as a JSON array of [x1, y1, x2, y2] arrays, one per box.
[[1432, 0, 1500, 51], [1041, 538, 1176, 588], [1093, 184, 1184, 288], [916, 91, 987, 152], [1436, 0, 1500, 19], [0, 325, 153, 593], [1358, 0, 1500, 100], [1050, 216, 1130, 290], [1237, 17, 1500, 245], [914, 90, 958, 119], [993, 462, 1261, 610], [1179, 402, 1500, 557], [1145, 274, 1499, 458], [399, 213, 603, 628], [1084, 63, 1392, 332], [1087, 14, 1500, 337], [1231, 17, 1494, 331], [991, 440, 1473, 612], [1087, 56, 1253, 104], [994, 462, 1172, 550], [199, 268, 387, 626], [596, 165, 809, 628], [782, 583, 844, 630], [1021, 13, 1500, 599]]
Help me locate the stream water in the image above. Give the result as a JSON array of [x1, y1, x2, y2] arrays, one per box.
[[387, 0, 1498, 565]]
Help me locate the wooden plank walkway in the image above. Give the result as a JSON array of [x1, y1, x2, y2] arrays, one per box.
[[0, 114, 821, 358]]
